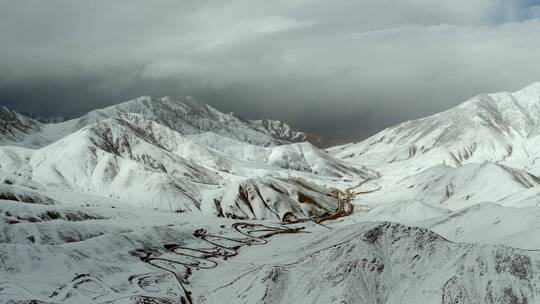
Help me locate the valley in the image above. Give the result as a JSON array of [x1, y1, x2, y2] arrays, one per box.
[[3, 84, 540, 303]]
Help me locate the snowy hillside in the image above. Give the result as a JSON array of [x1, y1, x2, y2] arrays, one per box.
[[250, 119, 307, 143], [0, 106, 48, 147], [0, 113, 368, 221], [5, 84, 540, 303], [330, 82, 540, 174], [68, 96, 299, 146], [4, 190, 540, 304], [200, 222, 540, 304], [186, 132, 370, 177], [358, 163, 540, 210], [0, 96, 317, 148]]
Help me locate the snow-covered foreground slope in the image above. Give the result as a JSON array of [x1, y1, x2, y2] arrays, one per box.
[[200, 221, 540, 304], [425, 202, 540, 249], [3, 191, 540, 304], [356, 195, 540, 245]]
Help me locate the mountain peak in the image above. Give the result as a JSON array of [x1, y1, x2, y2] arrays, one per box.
[[512, 82, 540, 104], [0, 94, 332, 148], [0, 105, 42, 144], [157, 95, 204, 107], [330, 82, 540, 172], [519, 81, 540, 92], [120, 95, 208, 112], [457, 82, 540, 111]]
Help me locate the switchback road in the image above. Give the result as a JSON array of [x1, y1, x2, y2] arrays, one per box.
[[139, 178, 379, 304]]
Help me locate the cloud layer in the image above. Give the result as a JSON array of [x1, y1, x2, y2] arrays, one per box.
[[1, 0, 540, 139]]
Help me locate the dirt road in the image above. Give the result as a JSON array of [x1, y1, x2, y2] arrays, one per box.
[[139, 178, 378, 304]]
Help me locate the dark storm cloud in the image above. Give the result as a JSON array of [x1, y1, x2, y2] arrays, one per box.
[[2, 0, 540, 139]]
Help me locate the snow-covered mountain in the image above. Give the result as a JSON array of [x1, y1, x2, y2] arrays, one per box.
[[359, 162, 540, 211], [185, 132, 369, 177], [22, 112, 66, 124], [250, 119, 340, 148], [0, 106, 47, 147], [0, 113, 369, 220], [69, 96, 303, 146], [250, 118, 307, 143], [0, 96, 317, 148], [330, 82, 540, 174], [5, 84, 540, 303]]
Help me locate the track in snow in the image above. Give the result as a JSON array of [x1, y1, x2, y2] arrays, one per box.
[[13, 179, 379, 303], [139, 179, 379, 304]]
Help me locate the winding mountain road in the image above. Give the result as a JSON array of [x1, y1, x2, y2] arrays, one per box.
[[138, 177, 379, 304]]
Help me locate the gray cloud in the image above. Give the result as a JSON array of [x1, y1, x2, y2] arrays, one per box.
[[1, 0, 540, 140]]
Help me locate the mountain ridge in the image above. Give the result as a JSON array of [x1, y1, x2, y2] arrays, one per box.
[[0, 96, 330, 148], [0, 113, 371, 219], [329, 82, 540, 174], [4, 84, 540, 303]]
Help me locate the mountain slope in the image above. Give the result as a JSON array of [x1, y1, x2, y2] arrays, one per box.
[[0, 114, 363, 220], [69, 96, 291, 146], [199, 222, 540, 304], [186, 132, 371, 178], [0, 106, 49, 147], [424, 203, 540, 249], [1, 96, 319, 148], [249, 119, 307, 143], [330, 82, 540, 174], [353, 162, 540, 214], [5, 84, 540, 303], [390, 163, 540, 209]]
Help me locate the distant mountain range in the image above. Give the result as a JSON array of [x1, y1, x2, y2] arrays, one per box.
[[1, 96, 338, 148]]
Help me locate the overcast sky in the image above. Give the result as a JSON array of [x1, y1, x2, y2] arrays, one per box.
[[2, 0, 540, 139]]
